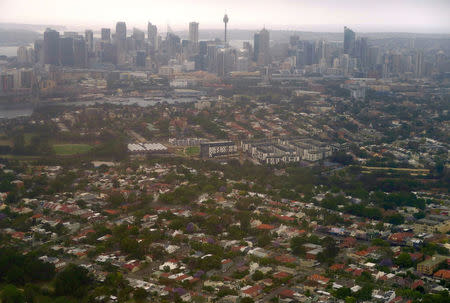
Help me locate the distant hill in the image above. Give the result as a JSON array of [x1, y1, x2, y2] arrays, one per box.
[[0, 22, 65, 32], [0, 29, 41, 46], [0, 23, 67, 46]]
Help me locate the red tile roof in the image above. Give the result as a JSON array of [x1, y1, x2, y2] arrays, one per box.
[[434, 269, 450, 280], [329, 264, 346, 271], [275, 255, 297, 263], [279, 288, 295, 298], [257, 224, 276, 230], [273, 271, 291, 279], [307, 274, 330, 283]]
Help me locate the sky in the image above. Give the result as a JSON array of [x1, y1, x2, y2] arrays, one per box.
[[0, 0, 449, 33]]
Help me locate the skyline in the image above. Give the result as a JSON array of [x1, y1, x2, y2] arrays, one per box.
[[1, 0, 450, 34]]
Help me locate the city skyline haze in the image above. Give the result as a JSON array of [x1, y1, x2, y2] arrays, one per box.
[[0, 0, 449, 33]]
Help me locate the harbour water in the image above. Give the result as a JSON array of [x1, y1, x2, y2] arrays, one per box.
[[0, 46, 20, 57], [0, 106, 34, 119]]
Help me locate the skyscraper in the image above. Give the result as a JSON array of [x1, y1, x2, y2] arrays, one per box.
[[43, 28, 60, 65], [165, 33, 181, 59], [101, 28, 111, 42], [415, 50, 424, 77], [136, 50, 146, 67], [115, 22, 127, 40], [17, 46, 29, 64], [344, 26, 355, 55], [59, 36, 74, 66], [253, 32, 260, 62], [147, 22, 158, 50], [34, 40, 44, 64], [316, 40, 327, 62], [133, 28, 145, 50], [73, 38, 87, 68], [189, 22, 199, 51], [303, 41, 315, 65], [357, 37, 369, 72], [254, 28, 271, 66], [85, 30, 94, 52]]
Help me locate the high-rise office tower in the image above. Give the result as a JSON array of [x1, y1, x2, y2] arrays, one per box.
[[189, 22, 199, 51], [217, 48, 235, 77], [116, 22, 127, 40], [133, 28, 146, 50], [415, 50, 424, 77], [303, 41, 315, 66], [101, 28, 111, 42], [147, 22, 158, 50], [73, 38, 87, 68], [17, 46, 29, 64], [194, 40, 208, 70], [368, 46, 380, 70], [34, 40, 44, 64], [199, 41, 208, 55], [341, 54, 350, 76], [165, 33, 181, 59], [59, 36, 74, 66], [289, 35, 300, 48], [243, 41, 252, 57], [100, 42, 117, 64], [223, 14, 229, 46], [43, 28, 60, 65], [316, 40, 327, 62], [136, 50, 146, 67], [85, 30, 94, 52], [344, 26, 355, 55], [253, 32, 260, 62], [358, 37, 369, 72], [254, 28, 271, 66]]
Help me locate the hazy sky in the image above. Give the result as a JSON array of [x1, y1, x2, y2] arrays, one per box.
[[1, 0, 449, 33]]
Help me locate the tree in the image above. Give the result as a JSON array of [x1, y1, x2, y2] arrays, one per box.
[[0, 249, 55, 285], [413, 211, 425, 220], [345, 297, 356, 303], [318, 237, 339, 263], [252, 270, 264, 281], [335, 287, 351, 299], [12, 134, 25, 154], [385, 213, 405, 225], [257, 233, 272, 247], [355, 285, 373, 301], [290, 236, 306, 256], [395, 252, 413, 268], [1, 285, 24, 303], [24, 284, 39, 303], [54, 264, 91, 298], [133, 288, 148, 302], [240, 298, 255, 303]]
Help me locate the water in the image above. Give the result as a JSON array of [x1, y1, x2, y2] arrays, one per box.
[[0, 97, 197, 119], [0, 46, 19, 57], [0, 106, 34, 119], [0, 45, 33, 57]]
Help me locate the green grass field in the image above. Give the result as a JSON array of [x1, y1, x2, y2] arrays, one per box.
[[24, 133, 35, 145], [53, 144, 93, 155], [175, 146, 200, 157], [185, 146, 200, 156]]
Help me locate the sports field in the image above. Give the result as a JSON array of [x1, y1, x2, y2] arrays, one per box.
[[53, 144, 93, 155]]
